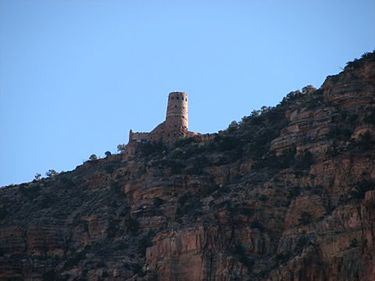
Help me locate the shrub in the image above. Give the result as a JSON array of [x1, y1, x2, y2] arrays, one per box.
[[89, 154, 98, 161], [238, 207, 252, 217], [153, 197, 164, 207], [302, 85, 316, 95], [105, 151, 112, 157], [250, 221, 265, 231], [176, 193, 202, 218], [349, 238, 358, 248], [34, 173, 42, 181], [175, 137, 196, 147], [46, 169, 58, 178], [104, 163, 116, 174], [298, 211, 312, 225], [138, 142, 167, 157], [187, 156, 209, 175], [42, 271, 57, 281], [280, 148, 297, 166], [170, 160, 185, 174], [232, 243, 254, 268], [345, 51, 375, 70], [356, 131, 374, 150], [19, 185, 40, 199], [125, 216, 139, 233], [350, 179, 375, 199], [287, 186, 301, 199], [137, 230, 155, 255], [280, 90, 303, 105], [364, 108, 375, 125], [327, 127, 352, 141], [227, 121, 239, 133], [0, 206, 8, 220], [294, 151, 314, 170], [117, 144, 127, 152], [213, 135, 242, 152]]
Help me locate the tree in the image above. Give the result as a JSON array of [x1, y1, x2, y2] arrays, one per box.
[[117, 144, 127, 152], [227, 121, 239, 132], [298, 211, 312, 225], [105, 151, 112, 157], [46, 169, 58, 178], [34, 173, 42, 181], [302, 85, 316, 95], [89, 154, 98, 161]]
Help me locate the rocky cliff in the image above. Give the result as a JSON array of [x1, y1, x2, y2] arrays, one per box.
[[1, 52, 375, 281]]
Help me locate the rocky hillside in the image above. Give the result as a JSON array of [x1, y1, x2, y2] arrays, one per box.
[[1, 52, 375, 281]]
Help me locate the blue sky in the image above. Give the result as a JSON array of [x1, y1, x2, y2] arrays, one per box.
[[1, 0, 374, 186]]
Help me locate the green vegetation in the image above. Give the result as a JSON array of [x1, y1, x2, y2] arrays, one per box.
[[294, 150, 314, 170], [137, 230, 155, 255], [349, 238, 358, 248], [89, 154, 98, 161], [46, 169, 58, 178], [232, 243, 254, 269], [350, 179, 375, 199], [117, 144, 127, 152], [176, 192, 202, 218], [298, 211, 312, 225], [364, 108, 375, 125], [250, 221, 265, 232], [345, 50, 375, 70], [125, 216, 139, 233], [152, 197, 164, 207], [355, 131, 374, 151], [34, 173, 42, 180], [137, 142, 167, 158], [0, 206, 8, 220], [327, 127, 352, 141]]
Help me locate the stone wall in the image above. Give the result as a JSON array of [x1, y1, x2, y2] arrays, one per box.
[[127, 92, 194, 149]]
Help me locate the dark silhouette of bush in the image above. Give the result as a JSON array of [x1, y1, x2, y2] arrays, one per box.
[[350, 179, 375, 199], [345, 50, 375, 70], [176, 192, 202, 218], [250, 221, 265, 231], [327, 127, 352, 141], [356, 131, 374, 150], [294, 151, 314, 170], [153, 197, 164, 207], [364, 108, 375, 125], [232, 243, 254, 269], [298, 211, 312, 225], [138, 142, 167, 157], [89, 154, 98, 161], [0, 206, 8, 220], [46, 169, 58, 178]]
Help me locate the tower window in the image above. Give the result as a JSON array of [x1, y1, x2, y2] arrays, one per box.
[[176, 97, 179, 100]]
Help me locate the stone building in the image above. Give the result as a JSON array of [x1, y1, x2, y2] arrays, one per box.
[[124, 92, 197, 157]]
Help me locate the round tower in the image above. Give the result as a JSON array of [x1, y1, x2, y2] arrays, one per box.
[[165, 92, 188, 132]]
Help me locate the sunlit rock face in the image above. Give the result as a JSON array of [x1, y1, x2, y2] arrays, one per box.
[[0, 52, 374, 281]]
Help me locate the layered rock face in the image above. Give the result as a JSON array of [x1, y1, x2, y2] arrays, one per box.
[[0, 52, 374, 281]]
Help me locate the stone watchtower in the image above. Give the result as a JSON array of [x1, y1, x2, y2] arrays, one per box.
[[165, 92, 189, 133], [128, 91, 195, 148]]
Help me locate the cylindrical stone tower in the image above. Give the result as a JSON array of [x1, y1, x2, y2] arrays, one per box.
[[165, 92, 188, 132]]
